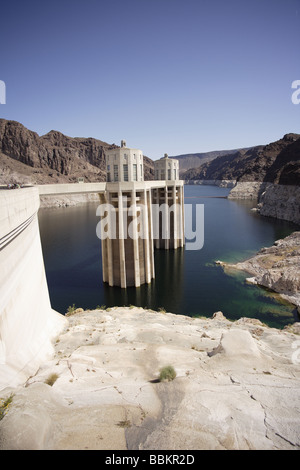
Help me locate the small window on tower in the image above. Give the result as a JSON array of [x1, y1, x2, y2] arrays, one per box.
[[133, 164, 137, 181], [123, 164, 128, 181], [114, 165, 119, 181]]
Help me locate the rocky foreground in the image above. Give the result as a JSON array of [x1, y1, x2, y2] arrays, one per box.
[[220, 232, 300, 311], [0, 307, 300, 450]]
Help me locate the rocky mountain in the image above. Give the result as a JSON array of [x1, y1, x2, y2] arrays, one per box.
[[169, 148, 251, 174], [183, 133, 300, 185], [0, 119, 154, 185], [2, 120, 299, 187]]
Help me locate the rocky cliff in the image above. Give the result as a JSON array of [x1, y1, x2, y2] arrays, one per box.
[[257, 184, 300, 226], [228, 181, 271, 200], [227, 182, 300, 226], [0, 119, 154, 185], [183, 133, 300, 185]]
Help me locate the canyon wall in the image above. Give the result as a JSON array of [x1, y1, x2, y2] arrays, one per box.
[[228, 182, 300, 225], [258, 184, 300, 226]]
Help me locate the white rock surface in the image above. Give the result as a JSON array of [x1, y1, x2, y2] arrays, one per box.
[[228, 181, 274, 200], [0, 307, 299, 450]]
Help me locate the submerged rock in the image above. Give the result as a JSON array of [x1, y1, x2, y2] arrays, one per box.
[[221, 232, 300, 310]]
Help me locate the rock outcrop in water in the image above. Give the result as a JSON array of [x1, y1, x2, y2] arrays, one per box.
[[0, 307, 299, 450], [227, 182, 300, 226], [227, 181, 271, 200], [220, 232, 300, 311], [257, 184, 300, 226]]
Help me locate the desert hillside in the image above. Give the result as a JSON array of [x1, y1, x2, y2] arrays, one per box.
[[0, 119, 154, 185], [170, 147, 254, 174], [183, 133, 300, 185]]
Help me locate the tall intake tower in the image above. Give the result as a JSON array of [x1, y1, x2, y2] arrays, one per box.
[[100, 141, 184, 288]]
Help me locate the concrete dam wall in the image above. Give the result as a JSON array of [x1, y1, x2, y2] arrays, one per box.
[[0, 187, 66, 390]]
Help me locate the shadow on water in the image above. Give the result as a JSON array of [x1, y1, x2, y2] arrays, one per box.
[[103, 248, 185, 313]]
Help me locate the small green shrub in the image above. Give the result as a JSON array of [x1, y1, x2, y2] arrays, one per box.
[[159, 365, 176, 382], [0, 394, 14, 421], [158, 307, 166, 313], [66, 305, 84, 316], [116, 420, 131, 428], [45, 373, 59, 386], [66, 304, 76, 316]]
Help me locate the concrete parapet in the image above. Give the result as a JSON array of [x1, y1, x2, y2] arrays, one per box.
[[37, 182, 107, 196], [0, 188, 66, 390]]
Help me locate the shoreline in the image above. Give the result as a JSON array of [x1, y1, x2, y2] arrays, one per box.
[[216, 231, 300, 314]]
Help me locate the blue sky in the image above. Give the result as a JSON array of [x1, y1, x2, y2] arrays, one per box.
[[0, 0, 299, 159]]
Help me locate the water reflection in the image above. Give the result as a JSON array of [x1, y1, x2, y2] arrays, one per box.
[[103, 247, 185, 311]]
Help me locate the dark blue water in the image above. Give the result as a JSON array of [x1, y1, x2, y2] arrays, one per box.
[[38, 185, 299, 328]]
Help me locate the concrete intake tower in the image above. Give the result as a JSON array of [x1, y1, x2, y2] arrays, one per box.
[[100, 141, 184, 288]]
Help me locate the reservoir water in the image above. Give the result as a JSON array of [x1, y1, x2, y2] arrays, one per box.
[[38, 185, 299, 328]]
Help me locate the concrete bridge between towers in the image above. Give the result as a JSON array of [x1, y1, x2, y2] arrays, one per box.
[[37, 180, 168, 195]]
